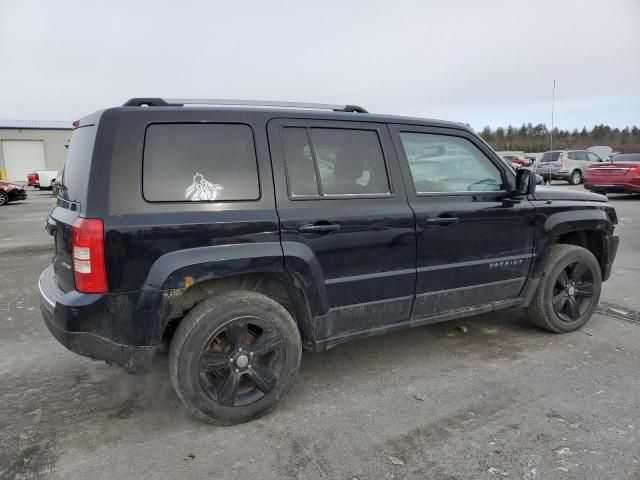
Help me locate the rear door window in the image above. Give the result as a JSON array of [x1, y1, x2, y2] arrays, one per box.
[[281, 127, 390, 197], [143, 123, 259, 202]]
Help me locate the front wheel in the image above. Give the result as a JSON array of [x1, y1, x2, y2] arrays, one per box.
[[169, 290, 302, 424], [570, 170, 583, 185], [527, 244, 602, 332]]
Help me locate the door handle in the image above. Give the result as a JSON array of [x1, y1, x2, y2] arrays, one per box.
[[425, 216, 459, 226], [298, 223, 341, 233]]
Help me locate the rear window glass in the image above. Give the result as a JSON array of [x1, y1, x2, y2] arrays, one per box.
[[282, 127, 390, 197], [540, 151, 561, 162], [59, 125, 96, 204], [143, 123, 259, 202], [612, 153, 640, 163]]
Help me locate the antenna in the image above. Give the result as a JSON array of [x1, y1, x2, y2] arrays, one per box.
[[547, 80, 556, 204]]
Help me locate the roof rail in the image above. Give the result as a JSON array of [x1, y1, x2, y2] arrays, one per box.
[[122, 98, 368, 113]]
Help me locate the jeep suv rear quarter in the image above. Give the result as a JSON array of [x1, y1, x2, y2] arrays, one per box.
[[40, 99, 619, 424]]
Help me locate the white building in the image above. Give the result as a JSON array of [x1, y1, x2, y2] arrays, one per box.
[[0, 120, 72, 183]]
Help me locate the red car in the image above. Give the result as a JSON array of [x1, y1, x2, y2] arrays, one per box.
[[585, 153, 640, 194], [0, 181, 28, 206], [502, 155, 533, 168], [27, 171, 37, 186]]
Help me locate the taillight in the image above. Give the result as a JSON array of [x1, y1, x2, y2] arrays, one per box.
[[72, 120, 80, 129], [71, 218, 107, 293]]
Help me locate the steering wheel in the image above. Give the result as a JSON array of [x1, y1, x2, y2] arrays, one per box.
[[466, 178, 498, 191]]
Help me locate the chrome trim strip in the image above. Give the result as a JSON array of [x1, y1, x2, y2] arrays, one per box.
[[416, 254, 533, 273], [38, 269, 56, 310], [325, 268, 415, 285], [163, 98, 351, 111]]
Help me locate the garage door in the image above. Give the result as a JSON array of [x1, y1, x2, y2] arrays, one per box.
[[1, 140, 46, 183]]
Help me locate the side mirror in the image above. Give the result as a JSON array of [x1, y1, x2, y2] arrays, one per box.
[[514, 168, 536, 196]]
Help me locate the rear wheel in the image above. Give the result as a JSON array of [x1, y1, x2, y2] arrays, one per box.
[[169, 290, 302, 424], [570, 170, 583, 185], [527, 244, 601, 332], [0, 191, 8, 206]]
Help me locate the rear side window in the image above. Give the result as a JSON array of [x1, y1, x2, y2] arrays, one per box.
[[59, 125, 96, 204], [540, 151, 562, 162], [143, 124, 259, 202], [281, 127, 390, 197]]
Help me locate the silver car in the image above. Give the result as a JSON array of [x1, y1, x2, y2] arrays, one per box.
[[535, 149, 603, 184]]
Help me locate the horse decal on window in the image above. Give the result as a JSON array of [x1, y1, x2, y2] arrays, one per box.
[[184, 172, 224, 201]]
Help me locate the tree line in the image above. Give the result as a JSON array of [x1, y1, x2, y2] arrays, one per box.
[[478, 124, 640, 153]]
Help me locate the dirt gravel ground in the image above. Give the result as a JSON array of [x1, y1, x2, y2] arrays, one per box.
[[1, 186, 639, 480]]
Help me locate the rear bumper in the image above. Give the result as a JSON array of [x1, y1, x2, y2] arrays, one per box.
[[38, 264, 173, 373], [40, 303, 155, 373], [536, 170, 568, 180], [585, 183, 640, 194], [8, 190, 27, 200]]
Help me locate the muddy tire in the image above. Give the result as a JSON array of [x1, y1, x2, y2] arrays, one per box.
[[526, 244, 601, 333], [169, 290, 302, 425]]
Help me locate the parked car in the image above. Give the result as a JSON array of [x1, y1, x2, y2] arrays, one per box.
[[605, 152, 621, 162], [27, 171, 37, 187], [499, 159, 545, 185], [502, 154, 532, 168], [39, 98, 619, 425], [587, 146, 613, 163], [584, 153, 640, 195], [34, 169, 59, 190], [0, 181, 28, 206], [535, 149, 604, 184]]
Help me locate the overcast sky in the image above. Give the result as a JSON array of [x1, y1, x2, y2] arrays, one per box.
[[1, 0, 638, 130]]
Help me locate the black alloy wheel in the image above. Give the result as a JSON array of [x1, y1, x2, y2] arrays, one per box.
[[526, 244, 602, 333], [169, 290, 302, 424], [197, 316, 285, 407], [551, 261, 595, 322]]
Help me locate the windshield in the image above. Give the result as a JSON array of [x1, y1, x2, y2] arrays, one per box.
[[540, 151, 561, 162]]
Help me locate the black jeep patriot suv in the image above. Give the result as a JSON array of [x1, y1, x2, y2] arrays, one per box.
[[39, 98, 619, 424]]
